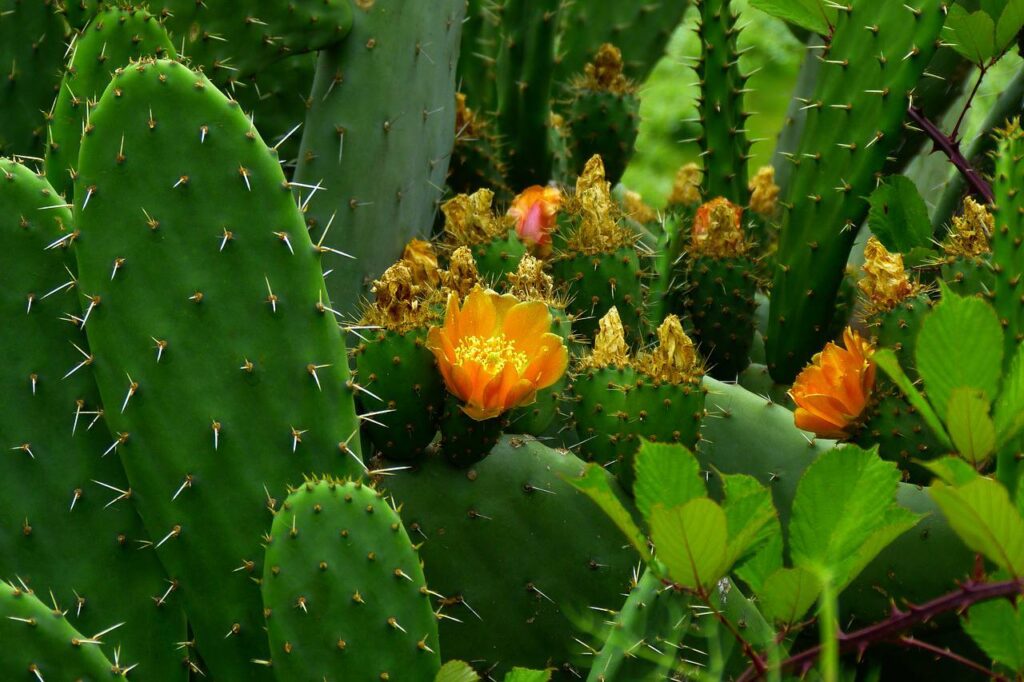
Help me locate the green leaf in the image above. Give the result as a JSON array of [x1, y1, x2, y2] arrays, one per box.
[[504, 668, 552, 682], [748, 0, 836, 35], [997, 0, 1024, 53], [946, 4, 997, 63], [872, 348, 953, 449], [930, 477, 1024, 575], [759, 567, 821, 625], [569, 464, 650, 560], [650, 499, 729, 591], [924, 456, 982, 486], [735, 531, 783, 595], [946, 388, 997, 466], [721, 473, 778, 569], [789, 446, 919, 589], [634, 441, 706, 523], [436, 661, 480, 682], [916, 286, 1003, 422], [963, 598, 1024, 672], [995, 341, 1024, 447], [867, 176, 933, 253]]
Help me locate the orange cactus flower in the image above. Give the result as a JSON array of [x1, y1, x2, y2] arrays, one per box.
[[427, 287, 569, 421], [508, 185, 562, 256], [790, 328, 876, 438]]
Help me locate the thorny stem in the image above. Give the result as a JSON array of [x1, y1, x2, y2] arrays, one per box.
[[907, 105, 995, 205], [688, 583, 768, 675], [950, 67, 987, 144], [898, 635, 1008, 681], [736, 579, 1024, 681]]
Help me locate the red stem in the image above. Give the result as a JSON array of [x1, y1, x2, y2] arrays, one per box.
[[736, 579, 1024, 682], [898, 635, 1008, 681], [907, 105, 994, 205]]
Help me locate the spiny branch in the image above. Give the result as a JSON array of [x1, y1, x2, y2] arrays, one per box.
[[907, 105, 994, 205], [736, 578, 1024, 681]]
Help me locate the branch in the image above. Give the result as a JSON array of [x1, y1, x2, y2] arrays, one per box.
[[899, 635, 1008, 681], [907, 106, 994, 205], [736, 579, 1024, 681]]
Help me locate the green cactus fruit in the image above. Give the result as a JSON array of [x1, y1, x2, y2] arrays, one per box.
[[443, 188, 527, 284], [940, 254, 994, 299], [353, 262, 445, 462], [0, 580, 119, 679], [0, 0, 67, 156], [678, 198, 758, 379], [587, 567, 691, 682], [494, 0, 561, 187], [649, 191, 698, 328], [262, 478, 440, 681], [504, 255, 573, 436], [438, 396, 505, 468], [294, 0, 465, 317], [552, 157, 647, 344], [873, 295, 932, 378], [695, 0, 749, 204], [0, 158, 185, 679], [383, 436, 639, 677], [991, 121, 1024, 363], [151, 0, 352, 84], [853, 388, 947, 483], [449, 93, 509, 199], [767, 0, 946, 382], [555, 0, 689, 84], [566, 44, 639, 186], [73, 59, 363, 678], [45, 6, 175, 199]]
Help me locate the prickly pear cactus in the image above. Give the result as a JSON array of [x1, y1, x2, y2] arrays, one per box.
[[295, 0, 465, 317], [443, 188, 527, 284], [0, 158, 185, 679], [262, 478, 440, 680], [72, 59, 362, 678]]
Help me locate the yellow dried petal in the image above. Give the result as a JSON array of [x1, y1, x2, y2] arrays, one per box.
[[859, 236, 917, 313]]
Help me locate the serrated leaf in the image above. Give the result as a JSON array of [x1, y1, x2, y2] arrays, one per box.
[[946, 388, 996, 466], [634, 441, 706, 523], [721, 473, 777, 569], [735, 531, 784, 595], [569, 464, 650, 560], [995, 341, 1024, 447], [930, 477, 1024, 575], [789, 446, 918, 588], [916, 286, 1003, 423], [436, 661, 480, 682], [925, 456, 982, 485], [748, 0, 836, 34], [946, 4, 997, 63], [997, 0, 1024, 52], [504, 668, 552, 682], [650, 499, 729, 591], [963, 598, 1024, 672], [867, 176, 933, 253], [872, 348, 952, 449], [759, 567, 821, 625]]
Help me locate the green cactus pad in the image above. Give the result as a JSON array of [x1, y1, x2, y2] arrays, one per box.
[[553, 248, 646, 345], [262, 478, 440, 681], [295, 0, 465, 317], [438, 395, 504, 467], [766, 0, 946, 382], [472, 231, 529, 285], [383, 437, 639, 677], [854, 388, 947, 483], [940, 254, 994, 300], [567, 89, 639, 187], [45, 6, 175, 199], [73, 59, 362, 678], [684, 255, 758, 379], [0, 580, 118, 680], [0, 158, 185, 679], [0, 0, 67, 156], [353, 328, 444, 462]]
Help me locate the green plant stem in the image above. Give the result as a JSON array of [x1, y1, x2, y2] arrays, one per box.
[[818, 576, 839, 682]]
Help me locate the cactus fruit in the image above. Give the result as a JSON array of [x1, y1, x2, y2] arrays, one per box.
[[295, 0, 465, 317], [382, 436, 639, 677], [0, 580, 120, 679], [0, 158, 185, 678], [679, 198, 758, 379], [552, 156, 647, 344], [443, 188, 527, 283], [695, 0, 750, 204], [767, 0, 946, 382], [0, 0, 67, 156], [353, 262, 445, 462], [450, 93, 510, 199], [73, 59, 362, 677], [45, 6, 175, 199], [262, 478, 440, 680], [565, 44, 639, 186], [853, 391, 946, 482]]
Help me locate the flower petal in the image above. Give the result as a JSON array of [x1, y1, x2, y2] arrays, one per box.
[[503, 301, 553, 353]]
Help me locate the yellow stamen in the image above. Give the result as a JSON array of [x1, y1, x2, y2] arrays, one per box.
[[454, 334, 528, 375]]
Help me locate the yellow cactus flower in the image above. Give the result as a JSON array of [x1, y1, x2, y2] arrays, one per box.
[[508, 185, 562, 256], [790, 328, 876, 438], [748, 166, 780, 217], [427, 288, 569, 421], [859, 236, 917, 313]]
